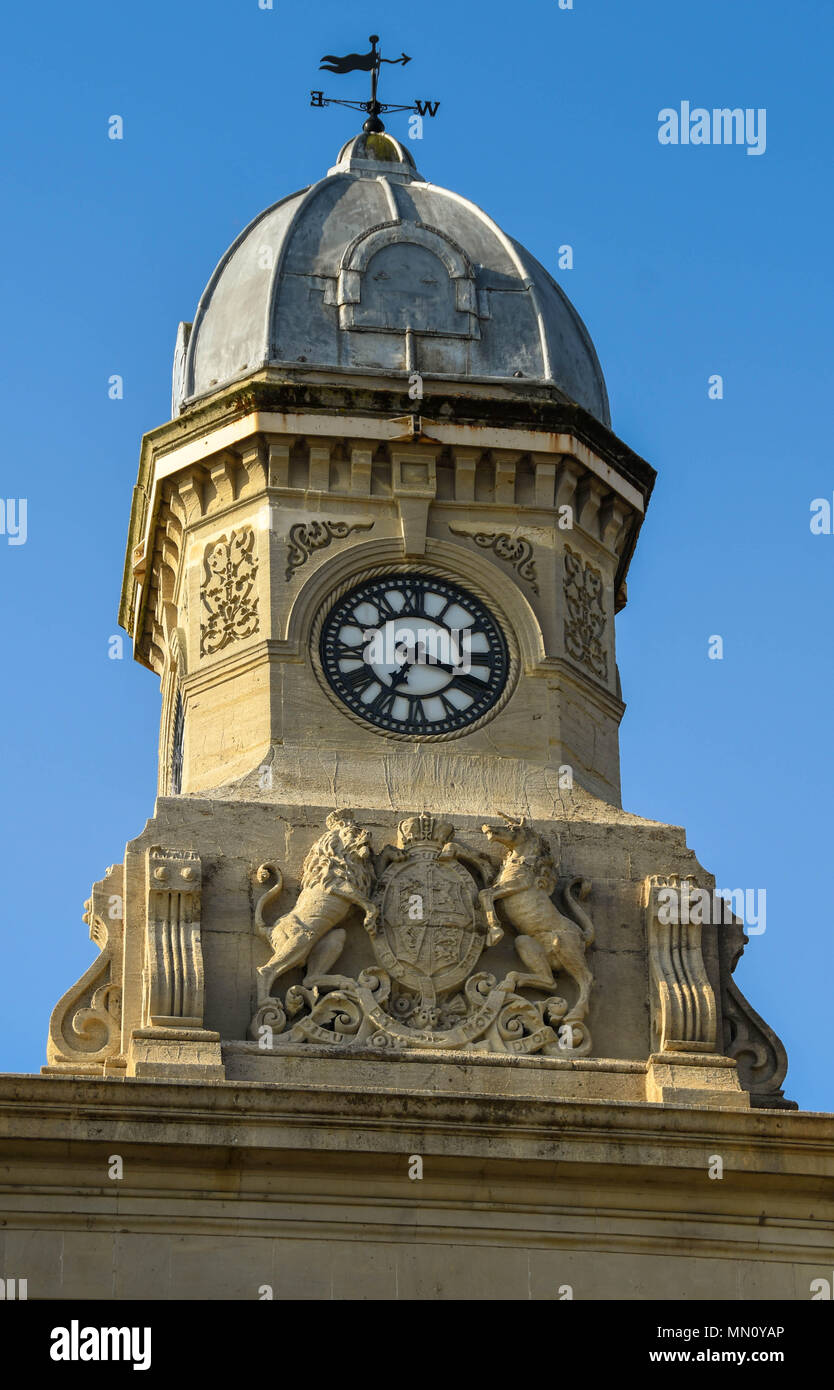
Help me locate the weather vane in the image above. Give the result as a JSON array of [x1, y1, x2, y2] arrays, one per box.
[[310, 34, 440, 133]]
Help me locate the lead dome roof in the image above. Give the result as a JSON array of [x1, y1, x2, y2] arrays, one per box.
[[176, 131, 610, 425]]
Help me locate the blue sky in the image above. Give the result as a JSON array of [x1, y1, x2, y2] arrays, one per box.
[[0, 0, 831, 1110]]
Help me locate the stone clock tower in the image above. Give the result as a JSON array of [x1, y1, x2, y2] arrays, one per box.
[[4, 127, 830, 1302]]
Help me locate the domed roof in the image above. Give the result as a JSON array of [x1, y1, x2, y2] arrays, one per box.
[[176, 133, 610, 425]]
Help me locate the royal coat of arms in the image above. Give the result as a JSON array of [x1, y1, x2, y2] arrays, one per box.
[[249, 810, 595, 1056]]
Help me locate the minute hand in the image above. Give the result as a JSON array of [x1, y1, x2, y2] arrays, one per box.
[[396, 658, 460, 685], [427, 660, 485, 681]]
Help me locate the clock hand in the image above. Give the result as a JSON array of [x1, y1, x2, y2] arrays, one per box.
[[393, 640, 419, 685], [423, 658, 470, 676]]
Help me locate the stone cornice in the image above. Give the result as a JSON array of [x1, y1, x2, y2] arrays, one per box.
[[120, 371, 656, 639], [145, 371, 656, 497], [2, 1074, 831, 1178]]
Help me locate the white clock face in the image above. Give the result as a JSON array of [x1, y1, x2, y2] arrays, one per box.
[[319, 574, 510, 737]]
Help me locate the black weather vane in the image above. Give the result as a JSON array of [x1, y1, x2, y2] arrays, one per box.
[[311, 34, 440, 132]]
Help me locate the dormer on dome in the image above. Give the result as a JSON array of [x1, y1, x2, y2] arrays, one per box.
[[174, 133, 610, 424]]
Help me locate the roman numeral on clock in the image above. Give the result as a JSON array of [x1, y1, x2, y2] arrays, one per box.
[[406, 696, 428, 727], [365, 590, 401, 623], [397, 583, 426, 617], [334, 638, 366, 661], [366, 687, 399, 720], [438, 692, 463, 720], [451, 672, 490, 699], [340, 665, 378, 696]]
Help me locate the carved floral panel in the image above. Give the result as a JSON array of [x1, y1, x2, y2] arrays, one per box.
[[200, 526, 259, 656], [563, 545, 607, 680]]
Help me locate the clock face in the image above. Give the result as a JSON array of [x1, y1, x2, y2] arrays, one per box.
[[319, 574, 510, 736]]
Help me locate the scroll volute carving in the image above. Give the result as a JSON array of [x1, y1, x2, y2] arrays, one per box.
[[645, 873, 717, 1054], [47, 864, 125, 1070], [717, 911, 795, 1109], [143, 848, 205, 1028]]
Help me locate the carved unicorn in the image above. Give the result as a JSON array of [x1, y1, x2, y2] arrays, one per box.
[[479, 813, 595, 1026]]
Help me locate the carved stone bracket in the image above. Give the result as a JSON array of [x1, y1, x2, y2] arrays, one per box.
[[143, 848, 205, 1028], [722, 979, 794, 1108], [449, 528, 539, 593], [46, 864, 125, 1073], [718, 913, 796, 1109], [645, 874, 716, 1054], [285, 520, 373, 581]]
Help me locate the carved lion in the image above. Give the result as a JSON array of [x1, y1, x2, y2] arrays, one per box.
[[255, 809, 377, 1000]]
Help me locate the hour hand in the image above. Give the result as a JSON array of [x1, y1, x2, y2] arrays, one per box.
[[393, 641, 417, 683]]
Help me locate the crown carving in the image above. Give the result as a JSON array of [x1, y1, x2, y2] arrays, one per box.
[[397, 813, 454, 848]]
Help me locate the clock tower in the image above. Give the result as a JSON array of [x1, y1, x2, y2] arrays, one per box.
[[122, 128, 640, 816], [29, 121, 828, 1304]]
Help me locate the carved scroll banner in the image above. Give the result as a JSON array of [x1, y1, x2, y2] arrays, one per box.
[[722, 979, 793, 1107], [644, 873, 717, 1053], [144, 848, 205, 1029]]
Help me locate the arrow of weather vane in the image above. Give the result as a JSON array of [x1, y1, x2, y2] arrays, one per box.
[[311, 34, 440, 131]]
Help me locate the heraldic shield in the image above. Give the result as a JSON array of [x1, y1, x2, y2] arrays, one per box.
[[373, 844, 484, 1002]]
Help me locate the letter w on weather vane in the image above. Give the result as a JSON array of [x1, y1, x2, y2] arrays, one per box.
[[310, 34, 440, 131]]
